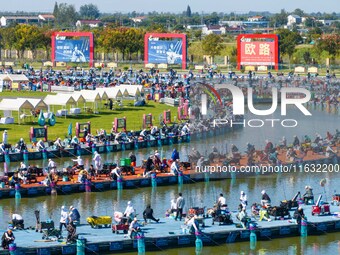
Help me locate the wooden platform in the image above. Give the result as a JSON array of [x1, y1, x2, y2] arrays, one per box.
[[1, 205, 339, 254]]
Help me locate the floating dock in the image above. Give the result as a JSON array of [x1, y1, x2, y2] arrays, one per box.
[[1, 205, 339, 255]]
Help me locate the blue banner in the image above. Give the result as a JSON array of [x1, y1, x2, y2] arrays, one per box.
[[148, 39, 183, 64], [55, 38, 90, 62]]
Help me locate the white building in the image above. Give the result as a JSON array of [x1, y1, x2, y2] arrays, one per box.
[[247, 16, 266, 22], [202, 25, 226, 35], [76, 20, 102, 28], [287, 15, 302, 26]]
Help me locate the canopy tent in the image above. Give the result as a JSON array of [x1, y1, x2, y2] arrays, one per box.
[[0, 98, 34, 124], [116, 84, 143, 97], [25, 98, 48, 111], [74, 90, 102, 113], [0, 74, 29, 91], [44, 94, 76, 118], [96, 87, 122, 99], [57, 93, 86, 106]]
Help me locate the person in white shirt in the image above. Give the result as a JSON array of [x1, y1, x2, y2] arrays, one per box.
[[19, 162, 27, 170], [12, 213, 24, 229], [217, 193, 227, 209], [54, 138, 63, 149], [170, 199, 177, 213], [110, 166, 121, 181], [36, 140, 45, 151], [48, 159, 57, 172], [59, 206, 68, 232], [72, 156, 84, 169], [92, 151, 102, 171], [240, 191, 248, 208], [150, 126, 158, 136], [170, 159, 180, 175], [124, 201, 135, 219]]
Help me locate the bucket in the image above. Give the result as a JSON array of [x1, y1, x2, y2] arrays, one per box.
[[9, 243, 16, 251], [62, 176, 69, 182], [0, 182, 5, 188]]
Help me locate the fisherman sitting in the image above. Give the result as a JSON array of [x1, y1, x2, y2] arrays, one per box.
[[236, 207, 250, 229], [260, 190, 271, 207], [36, 139, 45, 152], [303, 186, 314, 205], [268, 150, 279, 164], [11, 213, 24, 229], [185, 214, 200, 234], [128, 218, 141, 239]]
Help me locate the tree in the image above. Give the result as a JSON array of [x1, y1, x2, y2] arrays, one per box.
[[186, 5, 192, 18], [292, 8, 304, 17], [201, 34, 223, 62], [270, 9, 287, 27], [316, 34, 340, 62], [79, 4, 100, 19], [13, 24, 43, 58], [303, 51, 311, 64], [276, 29, 301, 65], [53, 2, 59, 18], [54, 3, 78, 28]]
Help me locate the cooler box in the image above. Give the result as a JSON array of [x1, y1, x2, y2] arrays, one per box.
[[87, 216, 112, 228], [120, 158, 126, 167], [124, 158, 131, 166]]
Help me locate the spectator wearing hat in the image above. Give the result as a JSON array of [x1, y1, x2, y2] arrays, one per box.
[[59, 206, 68, 232], [124, 201, 135, 221]]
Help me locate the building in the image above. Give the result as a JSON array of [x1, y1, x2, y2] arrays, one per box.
[[202, 25, 226, 35], [130, 16, 147, 23], [186, 24, 206, 30], [287, 15, 302, 26], [0, 14, 54, 27], [75, 20, 102, 28], [247, 16, 267, 22], [317, 19, 339, 26]]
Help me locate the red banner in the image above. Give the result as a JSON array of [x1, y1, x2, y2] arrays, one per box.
[[240, 41, 275, 65]]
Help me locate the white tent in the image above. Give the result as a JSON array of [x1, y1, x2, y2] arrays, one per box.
[[25, 98, 48, 111], [116, 84, 143, 97], [96, 87, 122, 99], [0, 74, 29, 91], [0, 98, 34, 124], [75, 90, 102, 113], [44, 94, 76, 118], [57, 93, 86, 106]]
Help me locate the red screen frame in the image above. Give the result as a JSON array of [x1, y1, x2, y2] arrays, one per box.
[[144, 33, 187, 70], [51, 31, 94, 67], [237, 34, 279, 70]]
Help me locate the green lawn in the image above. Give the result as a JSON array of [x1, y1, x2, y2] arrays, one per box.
[[0, 98, 177, 145]]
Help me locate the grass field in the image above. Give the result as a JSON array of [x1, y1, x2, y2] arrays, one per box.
[[0, 94, 177, 145]]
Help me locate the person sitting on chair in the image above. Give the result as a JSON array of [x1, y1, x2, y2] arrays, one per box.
[[261, 190, 271, 207], [54, 138, 63, 150], [12, 214, 24, 229], [303, 186, 314, 205], [185, 214, 200, 234], [237, 207, 249, 229], [36, 140, 45, 152], [143, 205, 159, 223]]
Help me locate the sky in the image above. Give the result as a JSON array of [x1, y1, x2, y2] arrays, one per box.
[[2, 0, 339, 14]]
